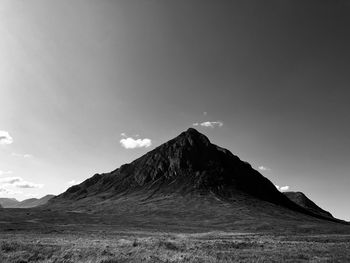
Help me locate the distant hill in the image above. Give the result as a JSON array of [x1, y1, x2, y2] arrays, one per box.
[[0, 198, 19, 208], [48, 128, 345, 228], [0, 195, 55, 208], [284, 191, 333, 218]]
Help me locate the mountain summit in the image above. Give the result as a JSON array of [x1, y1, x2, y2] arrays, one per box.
[[50, 128, 339, 224], [55, 128, 284, 203]]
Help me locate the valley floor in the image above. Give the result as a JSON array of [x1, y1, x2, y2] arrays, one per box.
[[1, 231, 350, 263], [1, 206, 350, 262]]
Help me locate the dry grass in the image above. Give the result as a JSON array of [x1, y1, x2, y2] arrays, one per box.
[[1, 232, 350, 263], [0, 197, 349, 262]]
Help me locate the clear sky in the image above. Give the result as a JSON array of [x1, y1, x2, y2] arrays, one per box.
[[0, 1, 349, 220]]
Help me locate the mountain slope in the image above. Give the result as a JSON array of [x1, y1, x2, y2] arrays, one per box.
[[52, 129, 290, 205], [0, 198, 19, 208], [50, 128, 344, 225], [0, 195, 55, 208], [14, 195, 55, 208], [284, 191, 333, 218]]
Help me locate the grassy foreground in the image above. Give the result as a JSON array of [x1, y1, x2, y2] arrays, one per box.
[[1, 231, 350, 263]]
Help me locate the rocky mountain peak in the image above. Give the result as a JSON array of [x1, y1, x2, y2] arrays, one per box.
[[50, 128, 342, 223], [57, 128, 285, 205], [177, 128, 211, 147]]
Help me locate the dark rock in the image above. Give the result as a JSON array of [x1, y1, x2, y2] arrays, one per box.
[[50, 128, 338, 222]]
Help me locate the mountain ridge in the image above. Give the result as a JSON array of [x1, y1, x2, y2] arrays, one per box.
[[52, 128, 288, 204], [284, 191, 333, 218], [49, 128, 344, 224], [0, 197, 18, 208], [0, 194, 55, 208]]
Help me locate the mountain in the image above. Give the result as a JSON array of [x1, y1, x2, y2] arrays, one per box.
[[0, 198, 19, 208], [0, 195, 55, 208], [52, 128, 293, 206], [284, 191, 333, 218], [49, 128, 345, 228]]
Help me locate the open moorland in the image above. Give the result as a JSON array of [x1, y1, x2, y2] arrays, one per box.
[[1, 129, 350, 262], [1, 201, 350, 263], [1, 225, 350, 263]]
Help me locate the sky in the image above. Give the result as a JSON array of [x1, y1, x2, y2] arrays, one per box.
[[0, 0, 349, 220]]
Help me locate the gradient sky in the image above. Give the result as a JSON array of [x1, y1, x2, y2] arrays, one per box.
[[0, 0, 349, 220]]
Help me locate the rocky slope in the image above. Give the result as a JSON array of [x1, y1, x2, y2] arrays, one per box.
[[52, 129, 291, 205], [50, 128, 343, 225], [284, 191, 333, 218]]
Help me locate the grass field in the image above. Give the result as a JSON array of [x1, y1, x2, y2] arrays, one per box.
[[1, 193, 349, 262], [1, 231, 350, 262]]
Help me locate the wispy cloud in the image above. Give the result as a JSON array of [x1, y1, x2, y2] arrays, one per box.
[[0, 177, 21, 184], [24, 193, 39, 198], [0, 176, 43, 189], [275, 185, 290, 192], [15, 181, 43, 189], [67, 180, 81, 186], [11, 153, 33, 158], [258, 166, 271, 171], [0, 186, 22, 195], [0, 130, 13, 145], [193, 121, 223, 128], [120, 134, 152, 149], [0, 170, 13, 176]]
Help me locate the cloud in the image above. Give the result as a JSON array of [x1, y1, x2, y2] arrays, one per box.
[[258, 166, 271, 171], [0, 131, 13, 145], [11, 153, 33, 158], [275, 185, 290, 192], [67, 180, 81, 186], [0, 176, 43, 189], [280, 186, 290, 191], [24, 193, 39, 198], [0, 177, 22, 184], [15, 181, 43, 188], [193, 121, 223, 128], [0, 186, 22, 195], [0, 170, 13, 176], [120, 137, 152, 149]]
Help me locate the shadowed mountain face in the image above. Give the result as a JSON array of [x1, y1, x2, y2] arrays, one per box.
[[0, 195, 55, 208], [53, 129, 290, 205], [284, 191, 333, 218], [50, 128, 343, 225]]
